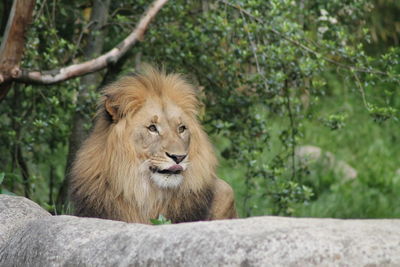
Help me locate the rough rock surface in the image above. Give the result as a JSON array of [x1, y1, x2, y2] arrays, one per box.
[[0, 194, 50, 248], [1, 195, 400, 266]]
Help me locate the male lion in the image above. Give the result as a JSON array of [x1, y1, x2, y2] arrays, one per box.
[[69, 67, 237, 223]]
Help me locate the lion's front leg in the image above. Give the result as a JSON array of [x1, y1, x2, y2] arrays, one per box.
[[210, 178, 238, 219]]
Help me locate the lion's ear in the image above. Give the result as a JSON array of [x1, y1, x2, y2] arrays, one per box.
[[104, 95, 120, 122]]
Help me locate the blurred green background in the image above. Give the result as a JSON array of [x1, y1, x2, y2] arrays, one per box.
[[0, 0, 399, 218]]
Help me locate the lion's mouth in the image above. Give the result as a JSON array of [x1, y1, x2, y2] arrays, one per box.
[[150, 165, 183, 175]]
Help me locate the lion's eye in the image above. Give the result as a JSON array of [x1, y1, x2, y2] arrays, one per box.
[[178, 125, 187, 134], [148, 124, 158, 133]]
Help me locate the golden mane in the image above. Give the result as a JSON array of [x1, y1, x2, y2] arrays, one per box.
[[69, 67, 220, 223]]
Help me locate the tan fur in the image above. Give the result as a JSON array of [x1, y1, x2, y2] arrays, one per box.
[[69, 66, 237, 223]]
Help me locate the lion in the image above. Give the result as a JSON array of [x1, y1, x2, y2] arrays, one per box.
[[69, 66, 237, 224]]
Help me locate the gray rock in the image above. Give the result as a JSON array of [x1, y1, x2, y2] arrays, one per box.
[[0, 194, 50, 248], [1, 195, 400, 266], [296, 145, 358, 180]]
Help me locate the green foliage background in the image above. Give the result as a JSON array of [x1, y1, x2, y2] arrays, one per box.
[[0, 0, 399, 218]]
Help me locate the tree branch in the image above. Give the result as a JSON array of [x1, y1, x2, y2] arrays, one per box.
[[2, 0, 168, 85]]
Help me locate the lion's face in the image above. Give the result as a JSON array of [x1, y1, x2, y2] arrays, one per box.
[[94, 68, 216, 195], [130, 98, 191, 188]]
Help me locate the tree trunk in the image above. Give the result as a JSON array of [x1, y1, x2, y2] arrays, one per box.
[[57, 0, 111, 208], [0, 0, 35, 100], [16, 145, 30, 198], [10, 84, 31, 198]]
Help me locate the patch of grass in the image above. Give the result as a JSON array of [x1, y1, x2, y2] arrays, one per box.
[[293, 92, 400, 218], [216, 89, 400, 218]]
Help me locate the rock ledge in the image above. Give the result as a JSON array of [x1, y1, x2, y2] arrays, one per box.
[[1, 195, 399, 266]]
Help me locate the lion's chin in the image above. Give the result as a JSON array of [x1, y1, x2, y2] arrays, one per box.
[[150, 172, 184, 189]]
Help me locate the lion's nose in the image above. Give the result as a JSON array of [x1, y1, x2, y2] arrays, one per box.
[[166, 152, 186, 164]]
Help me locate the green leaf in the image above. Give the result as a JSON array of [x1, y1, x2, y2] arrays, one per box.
[[150, 215, 172, 225]]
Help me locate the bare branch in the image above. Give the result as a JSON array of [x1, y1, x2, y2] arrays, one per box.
[[352, 68, 369, 110], [6, 0, 168, 85]]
